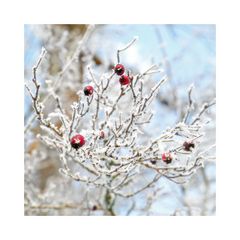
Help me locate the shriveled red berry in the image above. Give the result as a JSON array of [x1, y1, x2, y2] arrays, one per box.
[[162, 152, 173, 164], [84, 86, 94, 96], [70, 134, 85, 149], [183, 141, 195, 151], [99, 131, 105, 139], [119, 75, 131, 85], [114, 64, 125, 75]]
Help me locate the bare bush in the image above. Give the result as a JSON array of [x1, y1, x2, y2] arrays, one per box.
[[24, 25, 215, 215]]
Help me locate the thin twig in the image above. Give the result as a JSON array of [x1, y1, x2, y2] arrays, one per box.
[[117, 36, 138, 63]]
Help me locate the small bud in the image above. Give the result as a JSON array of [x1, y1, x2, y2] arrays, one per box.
[[92, 205, 98, 211], [150, 159, 157, 164]]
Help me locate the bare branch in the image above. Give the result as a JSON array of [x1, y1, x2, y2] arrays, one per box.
[[117, 36, 138, 63]]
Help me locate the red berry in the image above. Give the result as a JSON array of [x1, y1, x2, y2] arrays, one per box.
[[70, 134, 85, 149], [119, 75, 131, 85], [114, 64, 125, 75], [162, 152, 173, 164], [183, 141, 195, 151], [84, 86, 94, 96]]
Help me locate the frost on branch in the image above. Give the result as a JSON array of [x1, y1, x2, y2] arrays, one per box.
[[25, 33, 215, 215]]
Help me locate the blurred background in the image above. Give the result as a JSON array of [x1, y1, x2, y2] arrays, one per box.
[[24, 24, 216, 216]]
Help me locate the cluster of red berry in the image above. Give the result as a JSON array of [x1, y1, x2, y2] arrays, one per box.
[[114, 63, 132, 85], [70, 64, 196, 159], [70, 64, 132, 150], [82, 63, 131, 99]]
